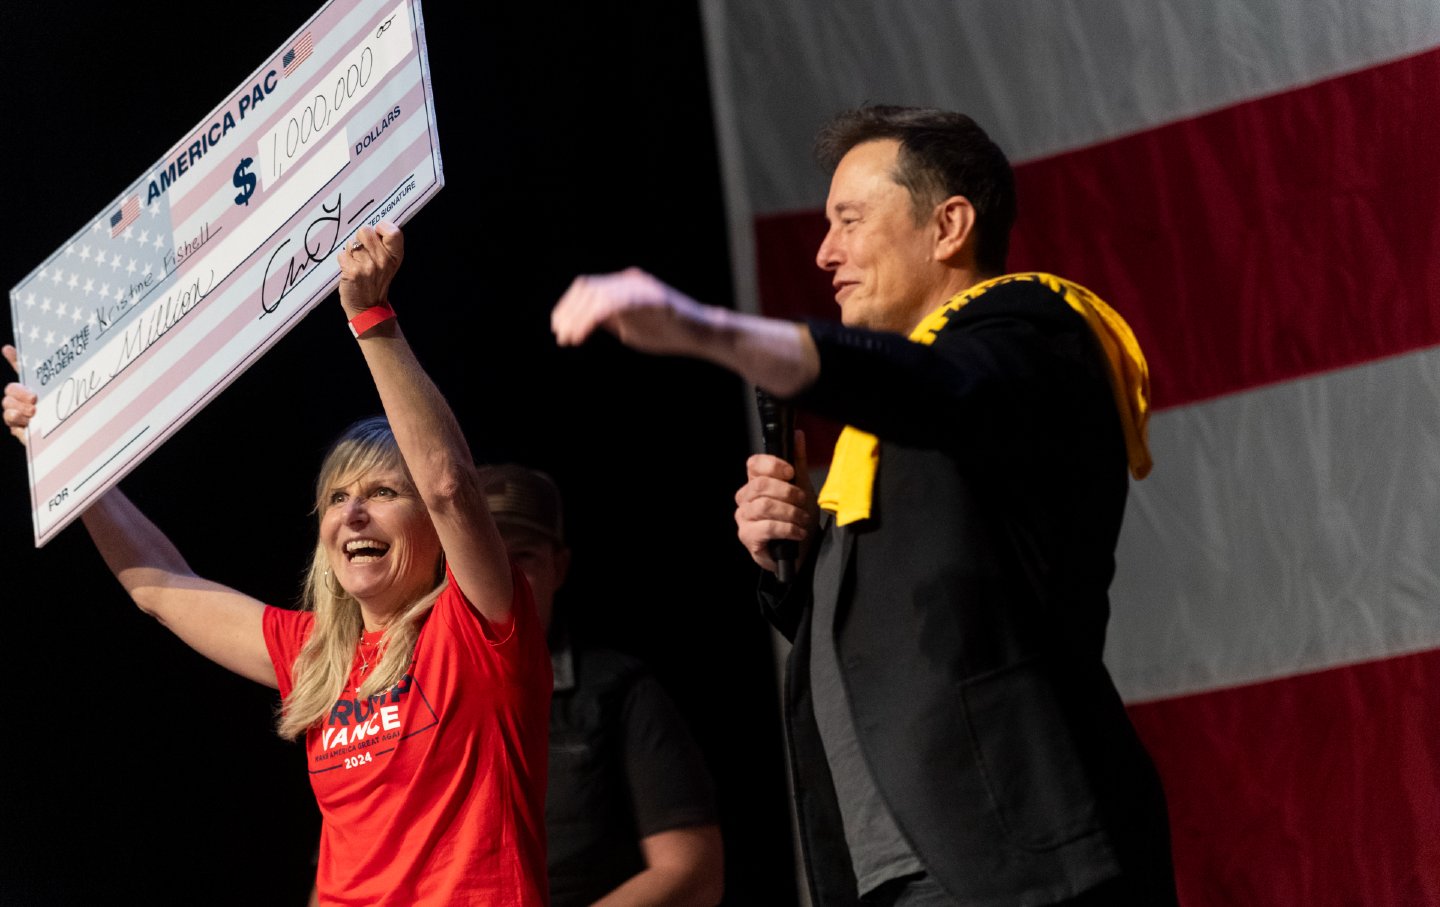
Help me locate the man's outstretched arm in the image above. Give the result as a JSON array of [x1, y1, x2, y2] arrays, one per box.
[[551, 267, 819, 397]]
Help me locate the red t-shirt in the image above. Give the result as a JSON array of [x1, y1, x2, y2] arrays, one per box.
[[263, 564, 551, 906]]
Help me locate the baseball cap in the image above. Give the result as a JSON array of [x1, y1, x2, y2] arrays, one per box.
[[480, 464, 564, 544]]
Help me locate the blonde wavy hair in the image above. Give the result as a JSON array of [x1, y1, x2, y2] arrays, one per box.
[[276, 417, 445, 740]]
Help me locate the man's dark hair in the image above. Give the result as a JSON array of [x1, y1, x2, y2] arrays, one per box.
[[815, 105, 1016, 274]]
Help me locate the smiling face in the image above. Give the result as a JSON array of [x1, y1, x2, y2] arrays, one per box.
[[815, 139, 962, 333], [319, 465, 442, 624]]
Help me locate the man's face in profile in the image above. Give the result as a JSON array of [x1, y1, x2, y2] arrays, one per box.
[[815, 139, 947, 333]]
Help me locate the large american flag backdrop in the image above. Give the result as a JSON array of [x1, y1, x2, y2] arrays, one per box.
[[701, 2, 1440, 903]]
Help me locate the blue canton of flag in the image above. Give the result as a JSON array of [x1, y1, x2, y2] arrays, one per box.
[[14, 193, 166, 375]]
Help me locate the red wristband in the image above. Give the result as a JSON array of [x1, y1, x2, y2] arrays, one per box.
[[348, 301, 397, 338]]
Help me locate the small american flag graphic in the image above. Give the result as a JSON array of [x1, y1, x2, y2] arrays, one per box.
[[282, 31, 314, 77], [108, 196, 139, 238]]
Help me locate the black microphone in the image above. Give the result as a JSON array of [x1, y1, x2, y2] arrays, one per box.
[[755, 388, 799, 583]]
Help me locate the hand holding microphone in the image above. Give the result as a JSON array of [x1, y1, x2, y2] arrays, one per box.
[[739, 389, 814, 582], [755, 389, 798, 581]]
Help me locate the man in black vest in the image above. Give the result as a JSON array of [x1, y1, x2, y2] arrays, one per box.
[[552, 106, 1176, 907], [480, 465, 724, 907]]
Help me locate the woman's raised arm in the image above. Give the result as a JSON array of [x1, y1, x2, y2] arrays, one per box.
[[335, 225, 515, 626]]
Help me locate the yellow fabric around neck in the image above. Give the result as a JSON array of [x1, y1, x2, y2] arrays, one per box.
[[816, 273, 1152, 526]]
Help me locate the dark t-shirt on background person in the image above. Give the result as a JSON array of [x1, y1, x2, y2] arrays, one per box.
[[546, 630, 719, 907]]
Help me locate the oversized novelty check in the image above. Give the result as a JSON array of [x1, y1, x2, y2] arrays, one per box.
[[8, 0, 443, 545]]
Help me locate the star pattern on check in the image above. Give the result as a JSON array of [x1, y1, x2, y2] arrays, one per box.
[[11, 201, 173, 372]]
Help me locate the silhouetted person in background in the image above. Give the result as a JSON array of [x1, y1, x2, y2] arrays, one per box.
[[481, 465, 723, 907]]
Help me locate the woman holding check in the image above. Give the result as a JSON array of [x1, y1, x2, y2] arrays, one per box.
[[2, 224, 551, 906]]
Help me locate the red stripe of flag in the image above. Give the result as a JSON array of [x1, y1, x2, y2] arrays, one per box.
[[1127, 647, 1440, 905]]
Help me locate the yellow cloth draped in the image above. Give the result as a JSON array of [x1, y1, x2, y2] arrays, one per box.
[[817, 273, 1152, 526]]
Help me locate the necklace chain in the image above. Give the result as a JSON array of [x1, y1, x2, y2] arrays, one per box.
[[357, 631, 382, 681]]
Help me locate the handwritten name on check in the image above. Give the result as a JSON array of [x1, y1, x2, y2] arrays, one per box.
[[8, 0, 443, 546]]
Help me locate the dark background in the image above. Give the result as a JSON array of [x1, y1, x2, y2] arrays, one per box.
[[0, 2, 798, 903]]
